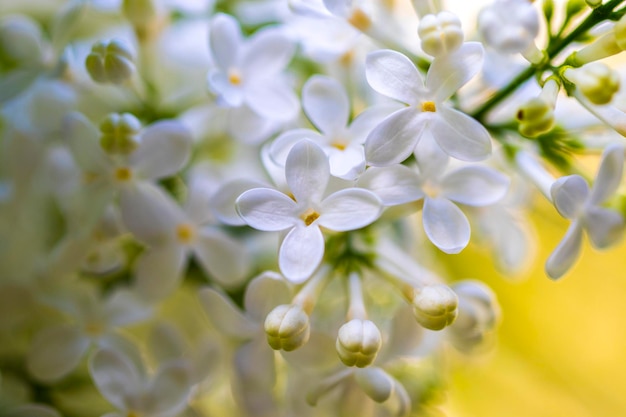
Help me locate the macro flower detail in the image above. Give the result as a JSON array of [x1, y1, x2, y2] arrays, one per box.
[[364, 42, 492, 165], [478, 0, 539, 54], [236, 139, 383, 282], [546, 144, 626, 279]]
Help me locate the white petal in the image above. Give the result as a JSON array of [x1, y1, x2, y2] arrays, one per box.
[[270, 128, 324, 167], [244, 271, 292, 321], [364, 107, 425, 166], [365, 49, 425, 105], [426, 42, 484, 102], [228, 105, 281, 144], [245, 77, 300, 122], [440, 166, 510, 206], [209, 13, 242, 70], [198, 287, 258, 339], [545, 222, 583, 280], [134, 243, 186, 301], [285, 140, 330, 204], [193, 228, 251, 288], [279, 225, 325, 283], [89, 348, 142, 410], [148, 322, 186, 363], [589, 144, 625, 205], [131, 121, 192, 180], [27, 325, 90, 382], [211, 178, 267, 226], [328, 145, 365, 180], [318, 189, 382, 231], [144, 361, 192, 415], [422, 197, 470, 254], [102, 288, 153, 327], [232, 339, 278, 416], [243, 28, 295, 78], [207, 70, 245, 107], [357, 165, 424, 206], [62, 112, 109, 173], [236, 188, 297, 231], [413, 132, 449, 179], [119, 183, 184, 245], [550, 175, 589, 219], [434, 107, 492, 161], [302, 75, 349, 135], [584, 206, 625, 249], [348, 103, 403, 142]]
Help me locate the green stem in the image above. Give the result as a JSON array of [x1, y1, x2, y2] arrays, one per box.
[[471, 0, 626, 122]]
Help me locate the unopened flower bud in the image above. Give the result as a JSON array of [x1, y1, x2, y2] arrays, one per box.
[[86, 39, 135, 84], [516, 97, 555, 137], [336, 319, 382, 367], [418, 12, 464, 57], [0, 16, 43, 68], [478, 0, 539, 54], [412, 284, 458, 330], [122, 0, 159, 27], [565, 63, 620, 105], [265, 304, 310, 351], [99, 113, 142, 154], [354, 367, 394, 403]]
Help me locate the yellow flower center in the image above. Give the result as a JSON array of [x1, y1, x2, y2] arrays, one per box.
[[348, 8, 372, 31], [331, 139, 348, 151], [228, 68, 242, 85], [176, 223, 196, 244], [114, 167, 133, 182], [300, 208, 320, 226], [421, 101, 437, 112]]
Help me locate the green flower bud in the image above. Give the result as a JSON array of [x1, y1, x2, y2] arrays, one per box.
[[516, 97, 555, 137], [336, 319, 382, 368], [566, 63, 620, 105], [86, 39, 135, 84], [99, 113, 142, 155], [418, 12, 464, 57], [265, 304, 310, 351], [412, 284, 458, 330]]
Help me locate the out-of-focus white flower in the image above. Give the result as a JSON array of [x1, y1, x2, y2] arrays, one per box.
[[564, 62, 621, 105], [89, 347, 193, 417], [478, 0, 539, 55], [207, 13, 299, 123], [236, 140, 382, 282], [418, 11, 464, 57], [364, 43, 492, 165], [270, 75, 396, 180], [546, 144, 625, 279], [85, 39, 135, 85]]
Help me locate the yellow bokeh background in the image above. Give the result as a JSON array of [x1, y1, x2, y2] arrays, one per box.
[[446, 195, 626, 416]]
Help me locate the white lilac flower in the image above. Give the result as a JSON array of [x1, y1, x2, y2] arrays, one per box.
[[269, 75, 397, 180], [236, 140, 382, 282], [477, 0, 540, 55], [27, 286, 152, 382], [364, 42, 492, 165], [207, 13, 299, 123], [120, 181, 251, 300], [360, 138, 509, 254], [199, 272, 292, 417], [546, 144, 625, 279], [89, 347, 193, 417]]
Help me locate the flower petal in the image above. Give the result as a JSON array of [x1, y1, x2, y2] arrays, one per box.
[[328, 145, 365, 180], [228, 105, 281, 144], [286, 140, 330, 204], [209, 13, 242, 70], [243, 28, 295, 79], [422, 197, 470, 254], [245, 77, 300, 122], [193, 227, 251, 288], [270, 128, 325, 167], [545, 222, 583, 280], [27, 324, 90, 382], [550, 175, 589, 219], [236, 188, 297, 231], [89, 348, 142, 410], [302, 75, 349, 135], [584, 206, 625, 249], [279, 225, 325, 283], [131, 120, 192, 181], [211, 178, 267, 226], [589, 144, 624, 205], [207, 70, 244, 107], [433, 107, 492, 161], [62, 111, 109, 173], [365, 49, 425, 105], [364, 107, 425, 167], [440, 166, 510, 206], [232, 338, 278, 416], [357, 165, 424, 206], [244, 271, 292, 321], [198, 287, 258, 339], [144, 361, 192, 415], [318, 189, 382, 231], [426, 42, 484, 102], [134, 243, 186, 301]]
